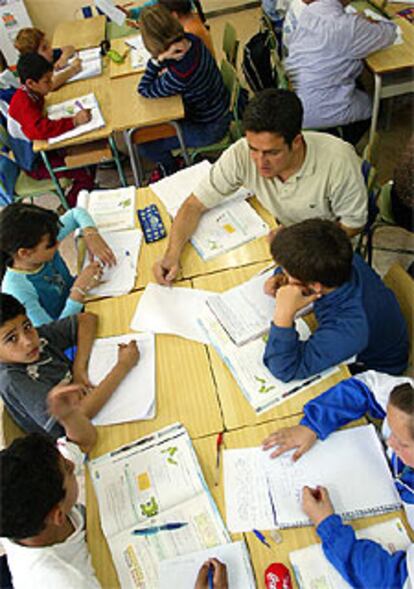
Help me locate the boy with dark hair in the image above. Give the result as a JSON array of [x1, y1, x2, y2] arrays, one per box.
[[7, 53, 94, 206], [0, 293, 139, 437], [263, 219, 408, 381], [152, 89, 368, 286]]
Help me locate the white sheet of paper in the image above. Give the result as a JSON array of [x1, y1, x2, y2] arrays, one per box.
[[47, 93, 105, 144], [85, 229, 143, 297], [90, 333, 155, 426], [125, 35, 151, 69], [130, 284, 212, 343], [158, 541, 256, 589], [95, 0, 126, 26], [77, 186, 136, 231]]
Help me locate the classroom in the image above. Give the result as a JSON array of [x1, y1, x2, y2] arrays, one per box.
[[0, 0, 413, 587]]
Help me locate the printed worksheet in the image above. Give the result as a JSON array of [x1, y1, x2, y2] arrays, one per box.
[[47, 93, 105, 144], [125, 35, 151, 70], [77, 186, 136, 231]]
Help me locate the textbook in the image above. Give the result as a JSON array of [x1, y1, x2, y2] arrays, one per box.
[[77, 186, 136, 231], [290, 518, 411, 589], [224, 424, 401, 532], [61, 47, 102, 83], [199, 306, 339, 413], [89, 423, 229, 588], [90, 333, 155, 426], [84, 228, 143, 297], [47, 93, 105, 144]]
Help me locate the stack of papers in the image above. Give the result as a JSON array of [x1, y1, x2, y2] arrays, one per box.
[[63, 47, 102, 83], [77, 186, 136, 231], [125, 35, 151, 70], [89, 333, 155, 426], [47, 92, 105, 144], [94, 0, 126, 26], [85, 228, 143, 297]]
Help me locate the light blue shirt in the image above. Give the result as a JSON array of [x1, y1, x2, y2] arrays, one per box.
[[284, 0, 397, 128]]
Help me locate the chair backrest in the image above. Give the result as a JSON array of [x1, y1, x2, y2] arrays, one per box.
[[384, 263, 414, 374], [222, 22, 239, 67], [220, 59, 244, 139], [362, 131, 380, 168], [378, 180, 396, 225]]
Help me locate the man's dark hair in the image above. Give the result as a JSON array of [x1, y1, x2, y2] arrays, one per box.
[[17, 52, 53, 84], [390, 383, 414, 440], [242, 89, 304, 147], [159, 0, 192, 14], [270, 219, 353, 287], [0, 294, 26, 329], [0, 434, 65, 540]]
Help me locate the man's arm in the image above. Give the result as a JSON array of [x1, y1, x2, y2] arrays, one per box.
[[339, 222, 364, 238], [153, 194, 207, 285]]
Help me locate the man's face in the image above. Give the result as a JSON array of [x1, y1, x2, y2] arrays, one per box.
[[387, 403, 414, 468], [246, 131, 300, 178], [37, 37, 54, 63], [26, 71, 53, 96], [0, 314, 40, 364]]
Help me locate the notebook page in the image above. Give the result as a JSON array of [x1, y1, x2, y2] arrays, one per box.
[[47, 93, 105, 144], [78, 186, 135, 231]]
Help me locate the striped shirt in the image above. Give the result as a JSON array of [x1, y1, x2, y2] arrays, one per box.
[[138, 33, 229, 124]]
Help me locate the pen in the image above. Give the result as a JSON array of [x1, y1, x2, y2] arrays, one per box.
[[131, 522, 188, 536], [207, 565, 214, 589], [281, 374, 320, 399], [253, 529, 272, 549], [214, 432, 223, 487], [124, 249, 135, 270]]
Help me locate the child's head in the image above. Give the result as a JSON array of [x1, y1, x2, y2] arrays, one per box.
[[0, 433, 78, 541], [0, 203, 61, 279], [14, 28, 54, 63], [0, 294, 40, 364], [140, 4, 186, 58], [158, 0, 193, 16], [16, 53, 53, 95], [270, 219, 353, 291], [387, 382, 414, 467]]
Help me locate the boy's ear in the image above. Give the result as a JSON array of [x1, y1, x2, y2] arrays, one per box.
[[16, 247, 33, 259], [24, 78, 37, 92], [45, 503, 66, 528]]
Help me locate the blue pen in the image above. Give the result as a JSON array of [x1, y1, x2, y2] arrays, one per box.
[[124, 249, 135, 269], [207, 565, 214, 589], [74, 100, 85, 111], [253, 528, 272, 549], [131, 522, 187, 536]]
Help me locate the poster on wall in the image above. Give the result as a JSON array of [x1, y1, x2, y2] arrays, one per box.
[[0, 0, 33, 66]]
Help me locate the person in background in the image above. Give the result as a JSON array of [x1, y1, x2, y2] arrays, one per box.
[[159, 0, 215, 57], [391, 134, 414, 233]]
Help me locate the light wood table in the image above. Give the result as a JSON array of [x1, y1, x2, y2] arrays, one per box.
[[384, 1, 414, 18], [85, 284, 224, 442], [193, 263, 351, 430], [109, 36, 147, 79], [53, 16, 106, 50], [225, 417, 414, 589]]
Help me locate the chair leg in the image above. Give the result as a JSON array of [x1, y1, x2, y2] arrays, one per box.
[[40, 151, 69, 210], [170, 121, 190, 166], [124, 129, 143, 187], [108, 135, 127, 187]]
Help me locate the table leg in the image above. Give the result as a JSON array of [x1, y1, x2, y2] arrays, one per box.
[[108, 135, 127, 187], [40, 151, 69, 210], [369, 73, 382, 147], [124, 129, 143, 187]]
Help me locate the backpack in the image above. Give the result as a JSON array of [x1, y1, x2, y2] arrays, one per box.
[[242, 31, 276, 93]]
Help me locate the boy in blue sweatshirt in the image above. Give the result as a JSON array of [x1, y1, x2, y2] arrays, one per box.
[[263, 219, 408, 381], [263, 371, 414, 588]]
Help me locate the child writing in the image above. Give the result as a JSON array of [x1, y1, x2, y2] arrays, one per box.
[[263, 371, 414, 587], [0, 203, 116, 326], [263, 218, 408, 381], [14, 27, 81, 90], [137, 4, 230, 177], [0, 293, 139, 436], [7, 53, 94, 206]]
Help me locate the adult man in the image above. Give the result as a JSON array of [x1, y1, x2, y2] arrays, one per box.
[[153, 89, 367, 285]]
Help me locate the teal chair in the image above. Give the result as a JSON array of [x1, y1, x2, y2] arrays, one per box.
[[223, 23, 239, 68]]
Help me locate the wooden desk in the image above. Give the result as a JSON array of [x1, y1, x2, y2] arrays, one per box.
[[53, 16, 106, 50], [85, 285, 224, 442], [193, 264, 350, 430], [109, 36, 147, 79], [224, 417, 413, 589], [384, 2, 414, 18]]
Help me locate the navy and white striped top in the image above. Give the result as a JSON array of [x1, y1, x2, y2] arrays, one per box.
[[138, 33, 229, 124]]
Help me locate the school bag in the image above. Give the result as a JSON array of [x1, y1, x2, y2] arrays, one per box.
[[242, 30, 276, 93]]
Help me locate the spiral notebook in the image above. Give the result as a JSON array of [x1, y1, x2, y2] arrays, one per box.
[[224, 424, 401, 532]]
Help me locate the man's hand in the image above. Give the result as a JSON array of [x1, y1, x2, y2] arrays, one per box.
[[262, 425, 318, 460], [273, 284, 321, 327], [302, 486, 334, 527], [194, 559, 228, 589], [263, 272, 289, 298], [153, 253, 180, 285], [73, 109, 92, 126], [47, 383, 86, 420]]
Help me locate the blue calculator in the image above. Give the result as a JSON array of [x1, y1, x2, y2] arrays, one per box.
[[137, 204, 167, 243]]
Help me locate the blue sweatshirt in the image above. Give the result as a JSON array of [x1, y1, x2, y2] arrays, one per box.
[[2, 208, 95, 326], [264, 254, 408, 381]]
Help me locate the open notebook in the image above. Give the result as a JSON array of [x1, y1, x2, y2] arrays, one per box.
[[89, 423, 229, 588], [124, 35, 151, 70], [47, 92, 105, 144], [77, 186, 136, 232], [224, 424, 401, 532], [60, 47, 102, 83]]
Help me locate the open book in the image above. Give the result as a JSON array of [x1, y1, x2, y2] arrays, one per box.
[[59, 47, 102, 83], [89, 423, 229, 588], [290, 518, 411, 589], [224, 424, 401, 532], [47, 92, 105, 144], [77, 186, 136, 231]]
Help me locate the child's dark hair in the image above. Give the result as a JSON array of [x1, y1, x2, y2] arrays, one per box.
[[270, 219, 353, 287], [0, 50, 8, 73], [0, 433, 66, 540], [0, 203, 60, 281], [159, 0, 192, 15], [243, 89, 303, 148], [390, 383, 414, 440], [17, 52, 53, 84], [0, 294, 26, 329]]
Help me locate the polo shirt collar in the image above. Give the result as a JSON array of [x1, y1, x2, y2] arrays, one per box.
[[288, 135, 316, 181]]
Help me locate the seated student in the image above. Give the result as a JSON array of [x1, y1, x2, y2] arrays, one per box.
[[14, 27, 81, 91], [7, 53, 94, 207], [159, 0, 215, 57], [153, 89, 367, 286], [391, 135, 414, 233], [262, 371, 414, 587], [263, 219, 408, 381], [284, 0, 397, 145], [0, 203, 116, 326], [137, 4, 230, 178], [0, 293, 139, 436]]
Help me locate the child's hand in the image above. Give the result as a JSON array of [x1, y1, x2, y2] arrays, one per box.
[[273, 284, 321, 327], [302, 485, 334, 527], [194, 559, 229, 589], [262, 425, 317, 460], [84, 229, 117, 267], [70, 57, 82, 75], [158, 43, 187, 62], [73, 108, 92, 127], [263, 272, 289, 298], [72, 363, 94, 390], [74, 261, 104, 294], [117, 341, 140, 370], [47, 383, 86, 420]]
